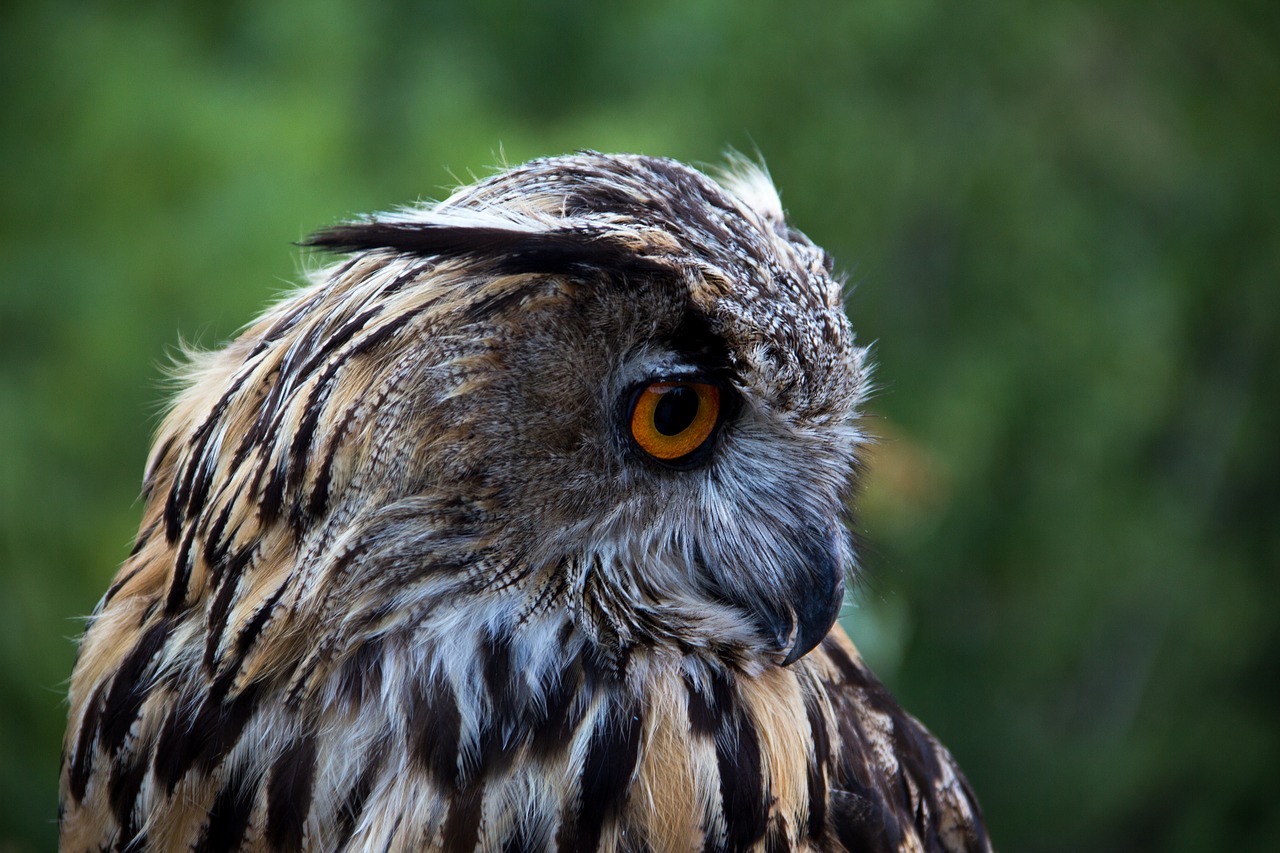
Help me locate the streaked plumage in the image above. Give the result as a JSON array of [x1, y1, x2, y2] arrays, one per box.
[[60, 152, 991, 852]]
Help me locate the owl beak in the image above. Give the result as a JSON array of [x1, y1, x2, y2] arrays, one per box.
[[696, 522, 846, 666], [777, 523, 845, 666]]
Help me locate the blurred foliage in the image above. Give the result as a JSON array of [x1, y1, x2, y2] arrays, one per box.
[[2, 0, 1277, 850]]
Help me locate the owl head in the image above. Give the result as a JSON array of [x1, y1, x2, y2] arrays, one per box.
[[148, 152, 870, 687]]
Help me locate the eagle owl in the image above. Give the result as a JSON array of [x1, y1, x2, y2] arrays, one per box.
[[60, 153, 991, 852]]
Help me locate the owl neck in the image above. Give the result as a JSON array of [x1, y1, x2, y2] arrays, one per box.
[[314, 582, 775, 763]]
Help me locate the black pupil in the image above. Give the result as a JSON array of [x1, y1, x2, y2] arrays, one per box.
[[653, 386, 700, 436]]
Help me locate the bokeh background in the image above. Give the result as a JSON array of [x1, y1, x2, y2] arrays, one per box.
[[2, 0, 1277, 850]]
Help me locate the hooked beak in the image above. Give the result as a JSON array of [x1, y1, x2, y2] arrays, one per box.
[[700, 522, 846, 666], [776, 523, 845, 665]]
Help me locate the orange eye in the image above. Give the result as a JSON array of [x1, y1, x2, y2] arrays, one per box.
[[629, 381, 722, 462]]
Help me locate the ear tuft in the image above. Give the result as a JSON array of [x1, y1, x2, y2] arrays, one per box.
[[302, 222, 672, 278]]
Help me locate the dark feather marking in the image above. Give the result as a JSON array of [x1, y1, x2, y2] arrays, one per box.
[[307, 537, 379, 605], [287, 392, 332, 515], [830, 787, 897, 853], [198, 543, 259, 671], [286, 308, 419, 527], [304, 222, 672, 279], [683, 671, 716, 737], [108, 753, 147, 843], [235, 373, 286, 470], [891, 720, 943, 844], [203, 563, 241, 672], [235, 351, 296, 496], [307, 397, 361, 518], [473, 717, 512, 778], [284, 308, 382, 492], [471, 628, 527, 781], [344, 307, 419, 357], [716, 704, 768, 852], [67, 680, 108, 802], [265, 735, 318, 851], [164, 524, 200, 614], [201, 500, 236, 580], [440, 786, 483, 853], [207, 545, 259, 655], [275, 320, 329, 395], [259, 453, 288, 525], [180, 440, 216, 533], [382, 261, 433, 296], [827, 679, 901, 853], [460, 277, 551, 323], [558, 695, 643, 853], [194, 775, 255, 853], [99, 618, 171, 755], [334, 745, 386, 851], [397, 547, 491, 592], [188, 353, 261, 462], [230, 304, 416, 532], [144, 432, 177, 501], [528, 660, 586, 761], [253, 265, 356, 358], [409, 672, 461, 789], [706, 666, 735, 717], [218, 533, 260, 606], [471, 716, 515, 784], [195, 682, 261, 780], [164, 464, 190, 545], [293, 304, 382, 384], [127, 519, 160, 559], [153, 674, 260, 793], [230, 568, 288, 661], [336, 636, 385, 708], [687, 668, 769, 851], [557, 178, 651, 219], [630, 159, 741, 247], [151, 699, 198, 791], [200, 484, 256, 585], [802, 689, 830, 841], [481, 629, 515, 715], [103, 564, 144, 608], [160, 458, 187, 544], [882, 693, 987, 850], [171, 363, 253, 534], [820, 635, 865, 688], [581, 645, 618, 696]]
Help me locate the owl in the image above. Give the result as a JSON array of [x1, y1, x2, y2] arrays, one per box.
[[60, 152, 991, 852]]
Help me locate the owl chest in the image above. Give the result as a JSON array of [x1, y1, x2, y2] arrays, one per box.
[[342, 659, 826, 852]]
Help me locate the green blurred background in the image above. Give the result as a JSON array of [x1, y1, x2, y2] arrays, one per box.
[[2, 0, 1277, 849]]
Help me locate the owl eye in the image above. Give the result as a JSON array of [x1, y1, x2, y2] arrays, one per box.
[[629, 380, 722, 464]]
